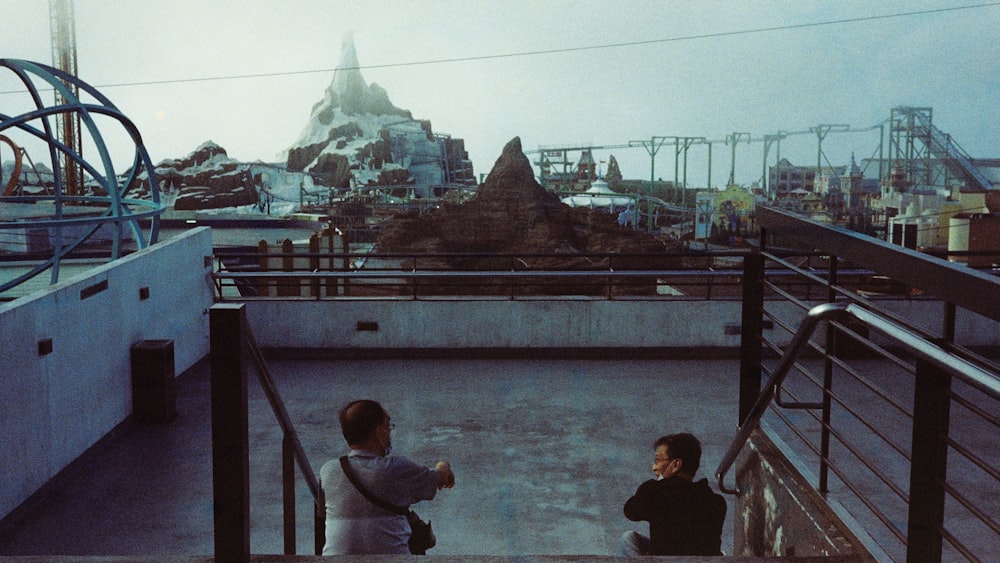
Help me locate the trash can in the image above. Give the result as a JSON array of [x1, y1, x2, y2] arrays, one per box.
[[131, 339, 176, 423]]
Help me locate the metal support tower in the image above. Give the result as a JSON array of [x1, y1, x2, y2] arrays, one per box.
[[889, 107, 933, 188], [725, 132, 750, 187], [49, 0, 82, 196], [629, 136, 670, 233], [810, 124, 850, 190], [670, 136, 706, 208], [762, 132, 787, 198], [887, 106, 992, 191]]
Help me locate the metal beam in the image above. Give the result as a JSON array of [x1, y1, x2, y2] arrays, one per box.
[[758, 206, 1000, 322]]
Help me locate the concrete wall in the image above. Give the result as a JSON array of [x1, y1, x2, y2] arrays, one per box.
[[244, 298, 998, 352], [0, 228, 214, 520], [734, 427, 878, 559], [246, 299, 750, 351]]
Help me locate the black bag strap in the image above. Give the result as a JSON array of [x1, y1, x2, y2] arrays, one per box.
[[339, 456, 409, 516]]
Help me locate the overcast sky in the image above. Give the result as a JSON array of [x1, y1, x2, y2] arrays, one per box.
[[1, 0, 998, 188]]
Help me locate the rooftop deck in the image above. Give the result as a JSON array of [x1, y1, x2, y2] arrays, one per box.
[[0, 356, 741, 558], [1, 207, 997, 561]]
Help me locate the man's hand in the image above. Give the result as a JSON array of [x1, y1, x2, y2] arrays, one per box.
[[435, 461, 455, 489]]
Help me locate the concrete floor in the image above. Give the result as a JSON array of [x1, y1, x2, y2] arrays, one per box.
[[0, 357, 741, 558]]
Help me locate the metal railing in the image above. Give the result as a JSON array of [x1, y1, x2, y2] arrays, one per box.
[[716, 301, 1000, 559], [721, 207, 1000, 562], [208, 304, 325, 559], [209, 249, 929, 302], [212, 250, 750, 300], [245, 320, 325, 555]]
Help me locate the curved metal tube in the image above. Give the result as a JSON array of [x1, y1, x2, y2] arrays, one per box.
[[715, 301, 1000, 495], [0, 58, 164, 292], [714, 302, 851, 494]]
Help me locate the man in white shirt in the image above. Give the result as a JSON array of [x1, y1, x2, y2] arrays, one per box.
[[320, 399, 455, 555]]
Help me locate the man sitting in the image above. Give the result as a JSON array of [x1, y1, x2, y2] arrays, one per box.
[[621, 432, 727, 556]]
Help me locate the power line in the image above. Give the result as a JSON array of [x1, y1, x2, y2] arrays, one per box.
[[2, 2, 998, 94]]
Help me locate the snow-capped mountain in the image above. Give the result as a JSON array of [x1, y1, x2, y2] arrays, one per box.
[[4, 34, 476, 215], [281, 32, 475, 194]]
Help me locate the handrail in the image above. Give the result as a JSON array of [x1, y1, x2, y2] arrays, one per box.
[[715, 301, 1000, 495], [244, 320, 324, 553], [245, 323, 322, 500]]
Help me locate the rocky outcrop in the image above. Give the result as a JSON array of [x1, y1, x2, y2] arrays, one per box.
[[377, 137, 674, 291], [286, 122, 364, 173], [155, 141, 259, 210]]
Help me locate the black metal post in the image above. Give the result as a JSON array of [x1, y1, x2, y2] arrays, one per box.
[[739, 251, 765, 425], [315, 489, 326, 555], [819, 257, 838, 493], [283, 436, 296, 554], [210, 304, 251, 561], [906, 358, 952, 563], [942, 302, 956, 344]]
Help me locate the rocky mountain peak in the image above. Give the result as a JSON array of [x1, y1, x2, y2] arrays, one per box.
[[313, 32, 410, 122], [474, 137, 559, 209], [280, 33, 474, 191], [377, 137, 668, 264]]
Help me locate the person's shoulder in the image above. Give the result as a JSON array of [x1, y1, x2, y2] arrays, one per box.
[[634, 478, 661, 493], [384, 454, 418, 466], [319, 457, 346, 483], [693, 478, 727, 503], [320, 457, 343, 471]]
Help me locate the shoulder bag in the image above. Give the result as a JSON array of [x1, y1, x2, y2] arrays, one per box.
[[339, 456, 436, 555]]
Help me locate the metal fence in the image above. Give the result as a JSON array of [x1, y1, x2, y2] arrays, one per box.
[[210, 248, 928, 303], [729, 207, 1000, 561]]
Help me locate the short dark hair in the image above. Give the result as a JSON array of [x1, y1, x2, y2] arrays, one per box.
[[654, 433, 702, 476], [339, 400, 387, 445]]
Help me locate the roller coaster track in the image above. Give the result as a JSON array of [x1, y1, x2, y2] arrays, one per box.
[[909, 110, 993, 191]]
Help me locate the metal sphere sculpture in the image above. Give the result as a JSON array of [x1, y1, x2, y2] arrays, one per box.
[[0, 59, 164, 293]]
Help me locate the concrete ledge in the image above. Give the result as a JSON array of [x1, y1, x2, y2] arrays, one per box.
[[0, 556, 868, 562], [734, 428, 874, 560], [261, 346, 743, 361]]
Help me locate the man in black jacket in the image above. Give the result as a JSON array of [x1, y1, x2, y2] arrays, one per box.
[[621, 432, 727, 556]]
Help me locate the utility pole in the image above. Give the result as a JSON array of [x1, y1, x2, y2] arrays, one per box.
[[49, 0, 82, 196], [725, 132, 750, 187], [629, 136, 669, 233]]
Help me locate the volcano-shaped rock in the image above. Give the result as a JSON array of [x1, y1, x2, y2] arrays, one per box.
[[378, 137, 673, 289]]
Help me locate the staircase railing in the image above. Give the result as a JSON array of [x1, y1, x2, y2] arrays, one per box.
[[209, 303, 325, 560], [245, 319, 325, 555], [721, 207, 1000, 561]]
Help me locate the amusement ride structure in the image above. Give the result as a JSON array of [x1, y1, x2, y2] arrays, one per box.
[[0, 0, 165, 294]]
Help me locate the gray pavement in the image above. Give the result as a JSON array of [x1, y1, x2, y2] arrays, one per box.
[[0, 357, 740, 558]]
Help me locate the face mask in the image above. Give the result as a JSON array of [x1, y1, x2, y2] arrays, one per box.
[[377, 427, 392, 456]]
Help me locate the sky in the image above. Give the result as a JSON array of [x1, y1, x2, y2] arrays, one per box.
[[1, 0, 999, 189]]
